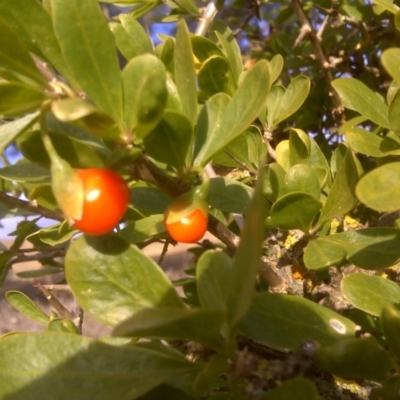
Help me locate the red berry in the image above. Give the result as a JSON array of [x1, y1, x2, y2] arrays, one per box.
[[72, 168, 130, 235], [164, 208, 208, 243]]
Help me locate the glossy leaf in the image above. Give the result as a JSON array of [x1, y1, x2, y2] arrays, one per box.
[[263, 163, 285, 202], [0, 332, 200, 400], [0, 82, 47, 117], [226, 169, 268, 333], [212, 22, 242, 85], [356, 162, 400, 212], [197, 250, 232, 311], [119, 214, 166, 244], [5, 291, 49, 325], [0, 112, 39, 154], [37, 223, 77, 246], [314, 337, 392, 382], [0, 16, 47, 87], [129, 186, 172, 215], [345, 127, 400, 156], [388, 88, 400, 135], [65, 235, 184, 326], [318, 148, 359, 225], [304, 228, 400, 270], [174, 20, 197, 126], [17, 129, 106, 169], [0, 161, 50, 183], [382, 48, 400, 85], [303, 238, 347, 270], [282, 164, 320, 200], [269, 54, 284, 84], [122, 54, 167, 136], [0, 0, 75, 87], [240, 292, 357, 351], [193, 93, 230, 161], [209, 177, 253, 214], [270, 192, 322, 232], [119, 14, 153, 57], [198, 55, 234, 97], [332, 78, 390, 128], [51, 0, 123, 122], [342, 273, 400, 316], [270, 75, 310, 127], [262, 378, 320, 400], [194, 60, 271, 166], [191, 36, 224, 63], [142, 111, 192, 172], [113, 307, 225, 350], [381, 305, 400, 361]]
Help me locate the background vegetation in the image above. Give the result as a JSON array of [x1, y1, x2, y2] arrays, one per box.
[[1, 0, 400, 398]]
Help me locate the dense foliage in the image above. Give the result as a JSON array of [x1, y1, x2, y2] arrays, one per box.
[[1, 0, 400, 398]]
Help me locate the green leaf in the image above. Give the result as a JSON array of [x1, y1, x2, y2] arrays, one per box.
[[193, 93, 230, 161], [240, 292, 357, 351], [51, 0, 123, 122], [0, 0, 76, 87], [303, 238, 347, 270], [0, 112, 39, 154], [315, 336, 392, 382], [388, 89, 400, 135], [0, 332, 200, 400], [129, 186, 172, 215], [142, 111, 192, 173], [197, 250, 232, 311], [304, 228, 400, 270], [209, 177, 253, 214], [270, 192, 322, 232], [5, 291, 49, 325], [269, 54, 284, 84], [119, 214, 166, 244], [262, 378, 320, 400], [342, 273, 400, 316], [174, 20, 197, 126], [282, 164, 320, 200], [191, 36, 224, 63], [114, 14, 153, 59], [372, 0, 399, 14], [0, 82, 47, 117], [37, 223, 77, 246], [0, 161, 50, 183], [17, 129, 106, 170], [122, 54, 167, 136], [263, 163, 286, 202], [382, 48, 400, 85], [194, 60, 271, 166], [318, 148, 359, 225], [198, 55, 235, 97], [370, 376, 400, 400], [266, 85, 285, 129], [270, 75, 310, 127], [226, 169, 268, 334], [345, 127, 400, 156], [212, 21, 242, 85], [0, 16, 47, 87], [113, 307, 225, 350], [65, 235, 184, 327], [356, 162, 400, 212], [332, 78, 390, 128], [381, 305, 400, 361]]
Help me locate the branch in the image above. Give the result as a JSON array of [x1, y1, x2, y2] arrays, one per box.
[[290, 0, 344, 123], [0, 192, 64, 222], [195, 2, 218, 36]]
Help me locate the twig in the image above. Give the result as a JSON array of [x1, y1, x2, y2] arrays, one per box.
[[7, 249, 66, 267], [195, 2, 218, 36], [290, 0, 344, 123], [34, 280, 74, 320], [0, 192, 64, 222]]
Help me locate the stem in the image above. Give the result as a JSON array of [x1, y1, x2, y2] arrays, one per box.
[[195, 2, 218, 36], [0, 192, 64, 222], [290, 0, 344, 123]]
